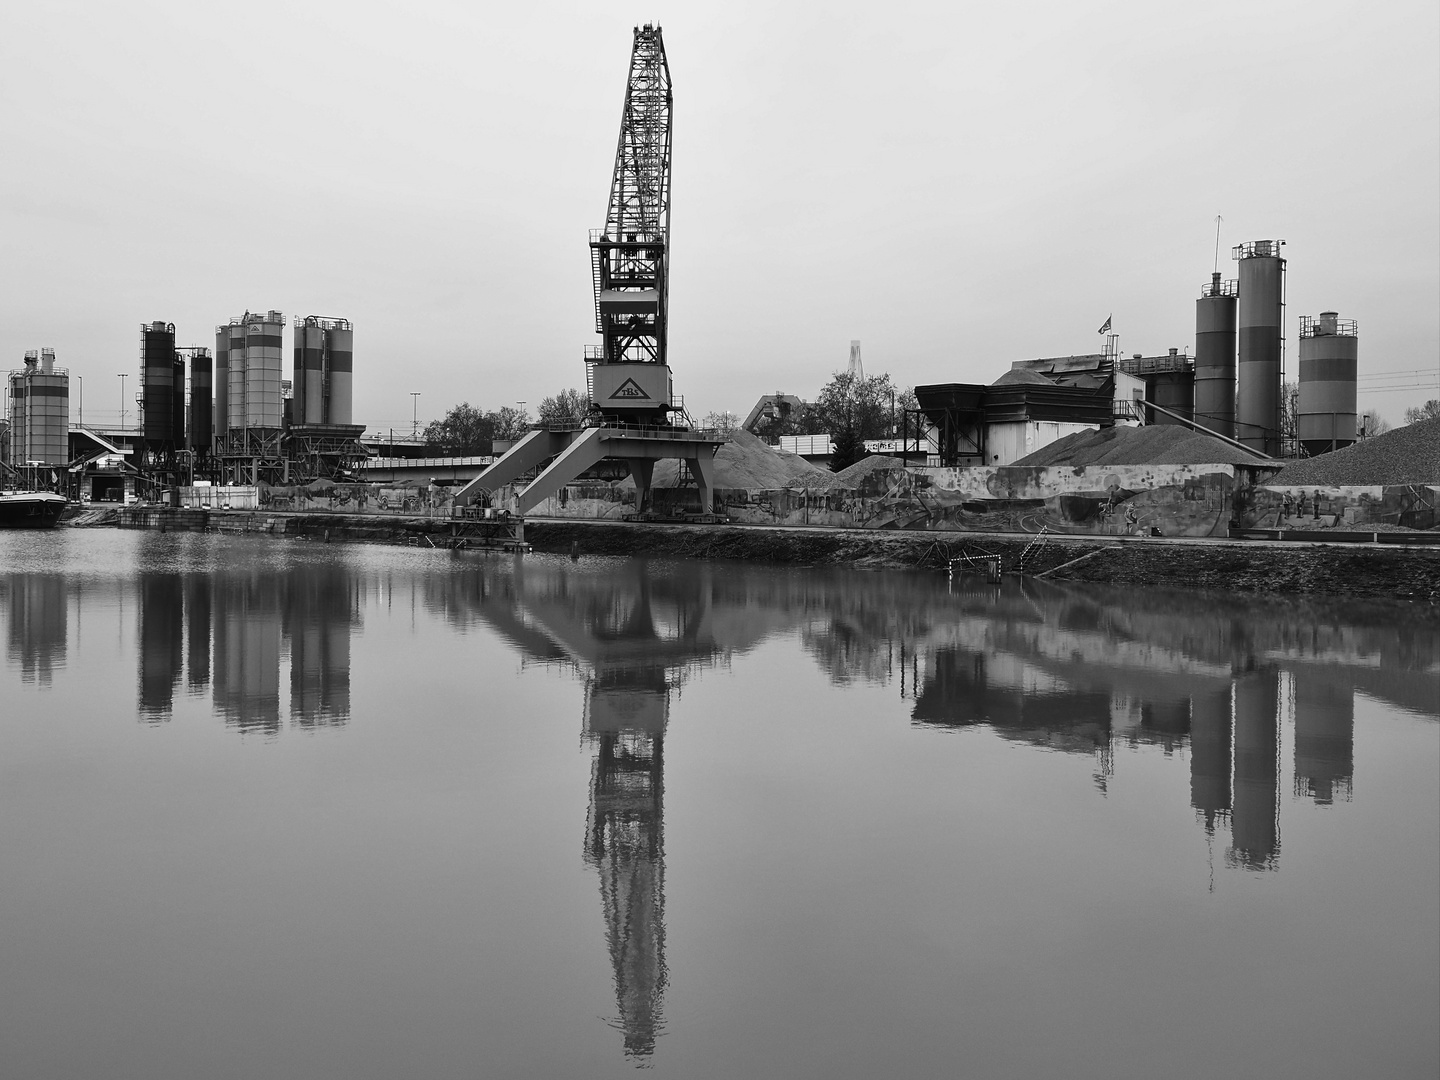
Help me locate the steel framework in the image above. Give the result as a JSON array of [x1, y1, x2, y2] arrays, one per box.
[[589, 25, 673, 371]]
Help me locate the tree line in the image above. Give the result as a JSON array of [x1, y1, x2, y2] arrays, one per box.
[[421, 375, 920, 469]]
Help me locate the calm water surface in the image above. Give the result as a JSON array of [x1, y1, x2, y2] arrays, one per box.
[[1, 530, 1437, 1079]]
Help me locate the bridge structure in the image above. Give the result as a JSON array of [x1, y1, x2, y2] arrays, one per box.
[[454, 25, 722, 527]]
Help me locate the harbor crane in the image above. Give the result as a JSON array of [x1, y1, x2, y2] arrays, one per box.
[[453, 26, 721, 525]]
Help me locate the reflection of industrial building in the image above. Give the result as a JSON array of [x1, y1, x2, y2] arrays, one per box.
[[284, 566, 359, 726], [4, 573, 67, 685], [1229, 668, 1281, 869], [213, 574, 283, 734], [1189, 686, 1232, 834], [138, 574, 184, 719], [1294, 677, 1354, 805], [132, 567, 358, 730]]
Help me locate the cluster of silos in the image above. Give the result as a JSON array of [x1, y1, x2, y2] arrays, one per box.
[[7, 349, 70, 467], [1297, 312, 1358, 455], [1193, 242, 1360, 458], [292, 317, 354, 426], [215, 311, 286, 437]]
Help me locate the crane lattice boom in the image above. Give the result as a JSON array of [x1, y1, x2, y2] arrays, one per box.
[[588, 25, 674, 415]]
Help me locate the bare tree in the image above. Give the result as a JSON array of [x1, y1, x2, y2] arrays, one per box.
[[1404, 399, 1440, 424], [701, 410, 739, 436]]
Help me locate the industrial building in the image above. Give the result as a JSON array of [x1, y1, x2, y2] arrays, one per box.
[[910, 238, 1364, 469], [6, 349, 70, 488], [205, 311, 366, 486]]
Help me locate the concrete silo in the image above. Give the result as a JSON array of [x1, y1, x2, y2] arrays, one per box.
[[1194, 272, 1237, 438], [213, 326, 229, 440], [326, 322, 353, 426], [1298, 312, 1358, 456], [7, 349, 70, 469], [141, 321, 177, 448], [1234, 241, 1286, 455], [295, 318, 326, 425], [190, 348, 213, 459], [243, 311, 285, 430]]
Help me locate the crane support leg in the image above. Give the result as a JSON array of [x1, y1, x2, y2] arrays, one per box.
[[453, 428, 572, 508], [689, 450, 716, 516], [628, 460, 655, 513], [516, 427, 607, 516]]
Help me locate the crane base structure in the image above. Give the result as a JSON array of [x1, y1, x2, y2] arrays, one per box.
[[450, 424, 723, 534]]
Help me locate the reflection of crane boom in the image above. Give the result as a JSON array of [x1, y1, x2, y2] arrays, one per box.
[[588, 25, 676, 423]]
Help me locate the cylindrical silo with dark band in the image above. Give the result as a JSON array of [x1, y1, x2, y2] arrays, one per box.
[[214, 326, 229, 439], [1195, 272, 1237, 438], [172, 353, 187, 450], [1298, 312, 1358, 457], [1148, 368, 1194, 426], [244, 311, 285, 429], [327, 324, 353, 426], [301, 320, 326, 424], [190, 348, 213, 457], [1234, 241, 1285, 455], [141, 321, 176, 446]]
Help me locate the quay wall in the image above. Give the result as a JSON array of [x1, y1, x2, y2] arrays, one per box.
[[94, 508, 1440, 602], [173, 467, 1437, 540]]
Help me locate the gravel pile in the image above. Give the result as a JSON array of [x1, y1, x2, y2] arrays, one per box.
[[644, 428, 836, 489], [1014, 424, 1266, 467], [1269, 418, 1440, 486], [832, 455, 908, 486]]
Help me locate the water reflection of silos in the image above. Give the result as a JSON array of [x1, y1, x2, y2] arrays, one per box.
[[5, 574, 67, 685], [213, 575, 282, 733], [138, 574, 184, 718], [286, 569, 356, 726], [1294, 676, 1354, 805], [583, 671, 668, 1062], [1189, 686, 1232, 833], [185, 574, 211, 691], [1229, 668, 1280, 869], [1234, 241, 1286, 455], [1195, 273, 1238, 438]]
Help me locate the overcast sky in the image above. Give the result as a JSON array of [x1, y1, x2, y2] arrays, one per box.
[[4, 0, 1437, 433]]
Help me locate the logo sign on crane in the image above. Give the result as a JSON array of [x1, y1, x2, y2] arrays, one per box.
[[610, 378, 652, 400]]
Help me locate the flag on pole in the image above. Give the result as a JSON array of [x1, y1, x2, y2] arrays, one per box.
[[1097, 314, 1112, 335]]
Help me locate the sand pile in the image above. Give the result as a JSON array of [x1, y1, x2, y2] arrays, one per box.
[[1014, 424, 1266, 467], [1269, 418, 1440, 486], [641, 428, 836, 489]]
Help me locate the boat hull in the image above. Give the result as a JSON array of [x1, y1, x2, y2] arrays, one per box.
[[0, 494, 67, 528]]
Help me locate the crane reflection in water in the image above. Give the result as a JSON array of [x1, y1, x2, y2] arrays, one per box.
[[448, 556, 772, 1062]]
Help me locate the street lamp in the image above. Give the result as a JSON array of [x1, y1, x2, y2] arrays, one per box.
[[411, 392, 421, 438], [77, 375, 82, 428]]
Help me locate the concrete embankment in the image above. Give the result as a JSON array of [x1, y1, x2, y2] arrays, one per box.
[[86, 509, 1440, 602]]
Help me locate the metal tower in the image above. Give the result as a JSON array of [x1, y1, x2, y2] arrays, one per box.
[[848, 340, 864, 380], [588, 25, 675, 422]]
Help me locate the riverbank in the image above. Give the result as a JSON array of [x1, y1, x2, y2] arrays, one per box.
[[78, 509, 1440, 602]]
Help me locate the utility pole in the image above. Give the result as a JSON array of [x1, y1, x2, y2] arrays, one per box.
[[411, 393, 421, 438], [118, 373, 127, 431]]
